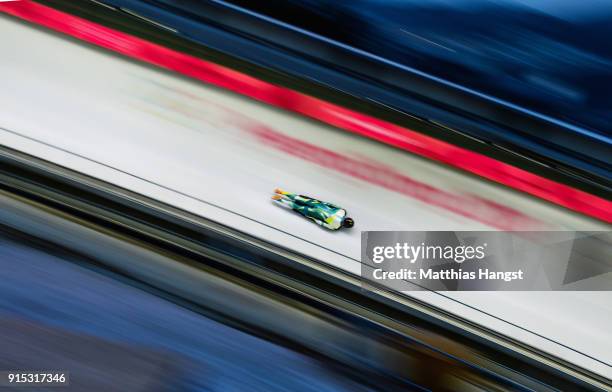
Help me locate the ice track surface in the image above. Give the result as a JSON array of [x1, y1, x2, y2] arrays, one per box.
[[0, 15, 610, 377]]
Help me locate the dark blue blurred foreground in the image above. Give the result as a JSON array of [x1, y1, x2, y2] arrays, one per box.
[[0, 233, 373, 392]]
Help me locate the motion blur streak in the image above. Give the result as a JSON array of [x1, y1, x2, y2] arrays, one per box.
[[1, 0, 610, 222], [248, 124, 543, 230], [151, 84, 543, 230]]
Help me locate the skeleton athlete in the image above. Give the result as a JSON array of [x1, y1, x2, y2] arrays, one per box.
[[272, 188, 354, 231]]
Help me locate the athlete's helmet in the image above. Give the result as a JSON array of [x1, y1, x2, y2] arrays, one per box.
[[342, 217, 355, 228]]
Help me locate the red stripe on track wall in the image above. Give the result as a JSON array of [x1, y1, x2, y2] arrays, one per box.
[[1, 0, 610, 222]]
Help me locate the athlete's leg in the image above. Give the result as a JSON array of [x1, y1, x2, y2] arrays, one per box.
[[273, 194, 314, 218], [305, 207, 327, 222], [271, 194, 296, 208], [274, 188, 301, 201], [298, 197, 322, 208]]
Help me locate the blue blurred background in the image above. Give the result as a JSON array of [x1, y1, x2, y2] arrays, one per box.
[[226, 0, 612, 137]]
